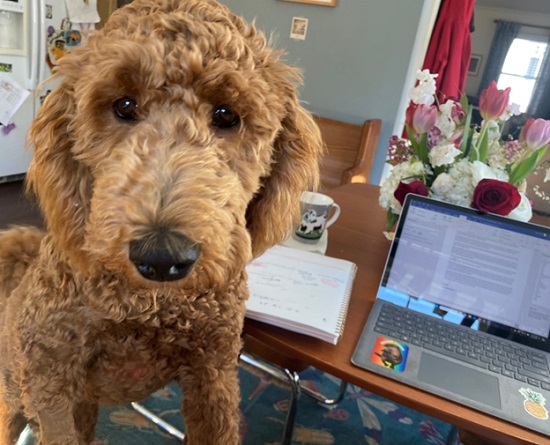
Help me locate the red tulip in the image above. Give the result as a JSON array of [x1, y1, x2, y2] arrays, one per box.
[[520, 118, 550, 151], [479, 81, 510, 121], [412, 104, 437, 134]]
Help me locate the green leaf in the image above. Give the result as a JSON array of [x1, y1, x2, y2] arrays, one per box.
[[477, 127, 489, 163], [460, 94, 470, 115], [417, 133, 430, 164], [469, 144, 479, 162], [460, 107, 473, 157], [509, 146, 549, 185], [405, 125, 421, 157], [405, 126, 429, 164], [385, 209, 399, 232]]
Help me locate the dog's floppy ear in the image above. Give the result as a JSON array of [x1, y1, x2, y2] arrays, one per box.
[[246, 103, 324, 257], [26, 81, 91, 268]]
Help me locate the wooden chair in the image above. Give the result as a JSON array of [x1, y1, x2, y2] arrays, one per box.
[[313, 116, 382, 190]]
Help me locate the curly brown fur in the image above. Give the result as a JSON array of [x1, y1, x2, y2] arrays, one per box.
[[0, 1, 323, 444]]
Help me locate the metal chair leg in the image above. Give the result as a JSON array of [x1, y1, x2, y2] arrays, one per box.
[[301, 378, 348, 406], [132, 351, 345, 445], [240, 351, 301, 445], [131, 402, 186, 442]]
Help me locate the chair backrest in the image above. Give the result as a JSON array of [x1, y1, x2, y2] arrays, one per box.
[[313, 116, 382, 191]]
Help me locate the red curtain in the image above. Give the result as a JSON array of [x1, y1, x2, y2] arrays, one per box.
[[422, 0, 475, 101]]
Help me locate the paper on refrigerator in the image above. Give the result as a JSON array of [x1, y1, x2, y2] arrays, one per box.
[[0, 74, 29, 126], [65, 0, 100, 23]]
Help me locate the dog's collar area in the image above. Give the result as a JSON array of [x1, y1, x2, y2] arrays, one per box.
[[129, 231, 201, 282]]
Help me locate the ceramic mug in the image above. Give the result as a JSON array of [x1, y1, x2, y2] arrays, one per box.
[[294, 191, 341, 241]]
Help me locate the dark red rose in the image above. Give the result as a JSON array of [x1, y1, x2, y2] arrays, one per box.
[[471, 179, 521, 215], [394, 180, 429, 205]]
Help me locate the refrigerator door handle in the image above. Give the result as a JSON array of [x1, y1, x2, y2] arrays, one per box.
[[37, 0, 47, 87], [28, 0, 41, 89]]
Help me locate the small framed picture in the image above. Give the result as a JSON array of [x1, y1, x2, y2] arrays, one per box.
[[469, 54, 482, 76], [290, 17, 308, 40], [282, 0, 337, 6]]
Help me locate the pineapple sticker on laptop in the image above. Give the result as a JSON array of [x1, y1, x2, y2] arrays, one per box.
[[519, 387, 549, 420]]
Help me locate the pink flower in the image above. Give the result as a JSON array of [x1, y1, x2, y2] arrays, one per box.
[[412, 104, 437, 134], [387, 136, 412, 166], [450, 102, 465, 124], [479, 81, 510, 121], [427, 127, 442, 148], [503, 140, 523, 163], [519, 118, 550, 151]]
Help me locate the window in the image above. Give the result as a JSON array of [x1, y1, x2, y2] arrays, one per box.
[[497, 37, 548, 113]]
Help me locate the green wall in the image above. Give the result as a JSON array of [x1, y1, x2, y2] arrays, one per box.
[[219, 0, 425, 184]]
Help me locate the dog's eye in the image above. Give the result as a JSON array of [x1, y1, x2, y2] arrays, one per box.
[[113, 97, 138, 121], [212, 104, 240, 129]]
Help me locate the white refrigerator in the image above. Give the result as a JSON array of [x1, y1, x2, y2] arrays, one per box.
[[0, 0, 96, 179]]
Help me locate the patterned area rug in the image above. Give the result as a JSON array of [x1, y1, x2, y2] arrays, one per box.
[[19, 363, 460, 445]]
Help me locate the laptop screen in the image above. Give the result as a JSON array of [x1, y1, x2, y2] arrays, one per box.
[[378, 194, 550, 350]]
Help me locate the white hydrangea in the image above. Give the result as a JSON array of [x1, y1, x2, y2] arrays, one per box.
[[470, 160, 508, 184], [379, 161, 429, 214], [409, 69, 438, 106], [430, 161, 474, 207], [429, 159, 508, 207], [429, 143, 461, 168]]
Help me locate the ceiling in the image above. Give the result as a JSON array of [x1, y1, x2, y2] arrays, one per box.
[[476, 0, 550, 14]]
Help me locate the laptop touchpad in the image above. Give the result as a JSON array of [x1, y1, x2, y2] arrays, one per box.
[[418, 353, 501, 409]]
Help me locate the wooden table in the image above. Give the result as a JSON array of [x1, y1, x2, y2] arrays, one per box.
[[243, 183, 549, 445]]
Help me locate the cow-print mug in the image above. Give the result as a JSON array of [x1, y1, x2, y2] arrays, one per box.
[[294, 191, 341, 241]]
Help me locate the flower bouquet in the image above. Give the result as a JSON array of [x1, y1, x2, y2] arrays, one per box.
[[380, 70, 550, 231]]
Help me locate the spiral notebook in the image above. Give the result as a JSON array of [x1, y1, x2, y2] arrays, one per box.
[[245, 245, 357, 345]]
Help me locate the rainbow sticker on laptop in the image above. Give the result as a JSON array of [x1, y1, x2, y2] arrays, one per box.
[[371, 337, 409, 372]]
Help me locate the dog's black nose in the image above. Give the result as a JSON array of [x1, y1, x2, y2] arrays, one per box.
[[129, 231, 201, 282]]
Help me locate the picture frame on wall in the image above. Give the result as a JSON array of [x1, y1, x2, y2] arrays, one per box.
[[290, 16, 308, 40], [468, 54, 482, 76], [281, 0, 337, 6]]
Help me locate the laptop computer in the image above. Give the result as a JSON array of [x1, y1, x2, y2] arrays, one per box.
[[352, 194, 550, 436]]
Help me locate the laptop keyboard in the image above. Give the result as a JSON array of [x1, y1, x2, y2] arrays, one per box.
[[374, 303, 550, 391]]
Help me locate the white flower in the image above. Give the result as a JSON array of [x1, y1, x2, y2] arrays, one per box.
[[470, 160, 508, 184], [486, 140, 507, 169], [499, 102, 521, 121], [430, 159, 474, 207], [430, 173, 454, 195], [409, 70, 438, 106], [486, 120, 501, 143], [435, 100, 456, 139], [545, 167, 550, 182], [429, 159, 508, 208], [379, 161, 428, 214], [429, 143, 461, 167], [507, 193, 532, 222]]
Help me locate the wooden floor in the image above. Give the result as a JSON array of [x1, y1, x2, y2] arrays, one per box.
[[0, 179, 43, 229]]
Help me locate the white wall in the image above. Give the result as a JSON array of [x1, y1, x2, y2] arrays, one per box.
[[219, 0, 428, 185]]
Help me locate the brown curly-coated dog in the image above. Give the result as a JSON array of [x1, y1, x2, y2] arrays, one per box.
[[0, 1, 323, 444]]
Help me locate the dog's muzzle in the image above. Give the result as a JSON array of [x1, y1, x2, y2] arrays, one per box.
[[129, 230, 201, 282]]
